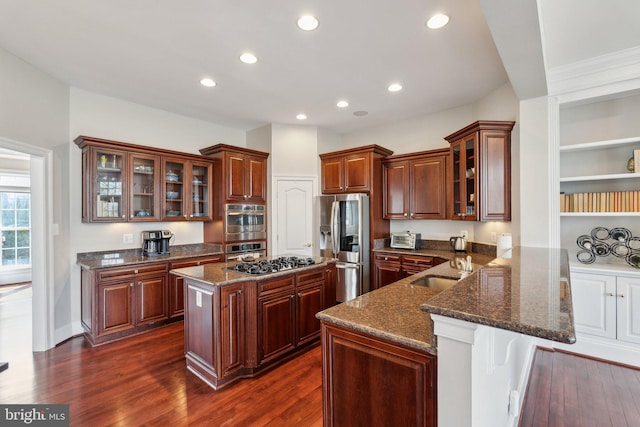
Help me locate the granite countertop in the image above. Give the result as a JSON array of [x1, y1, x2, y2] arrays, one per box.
[[316, 251, 493, 354], [422, 247, 576, 344], [76, 243, 224, 269], [171, 256, 335, 287], [317, 246, 576, 353]]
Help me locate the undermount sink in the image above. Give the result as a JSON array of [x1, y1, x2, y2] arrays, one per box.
[[411, 275, 459, 291]]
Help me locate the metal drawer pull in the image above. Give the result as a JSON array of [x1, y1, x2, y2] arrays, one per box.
[[618, 294, 625, 298], [607, 292, 614, 296]]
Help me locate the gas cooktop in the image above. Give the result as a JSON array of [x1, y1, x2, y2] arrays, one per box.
[[232, 256, 316, 276]]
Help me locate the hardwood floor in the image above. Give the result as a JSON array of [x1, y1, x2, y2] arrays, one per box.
[[0, 322, 323, 426], [520, 347, 640, 427]]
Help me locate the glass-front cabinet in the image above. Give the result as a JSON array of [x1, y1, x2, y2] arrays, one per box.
[[162, 158, 212, 221], [130, 154, 160, 221], [451, 135, 477, 220], [189, 161, 211, 220], [92, 148, 126, 222]]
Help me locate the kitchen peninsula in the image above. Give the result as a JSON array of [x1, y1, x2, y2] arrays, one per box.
[[170, 256, 336, 390], [317, 246, 575, 427]]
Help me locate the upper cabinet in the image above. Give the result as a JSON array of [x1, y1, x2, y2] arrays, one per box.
[[75, 136, 213, 223], [444, 120, 514, 222], [382, 149, 449, 219], [200, 144, 269, 204], [320, 145, 393, 194]]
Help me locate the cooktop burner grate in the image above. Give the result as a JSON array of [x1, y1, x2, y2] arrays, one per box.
[[233, 256, 316, 275]]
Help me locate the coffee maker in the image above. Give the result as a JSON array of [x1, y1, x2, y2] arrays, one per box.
[[142, 230, 173, 256]]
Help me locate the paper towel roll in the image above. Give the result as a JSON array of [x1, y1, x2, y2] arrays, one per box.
[[497, 233, 512, 258]]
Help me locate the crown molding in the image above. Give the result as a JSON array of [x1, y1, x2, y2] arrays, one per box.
[[548, 45, 640, 96]]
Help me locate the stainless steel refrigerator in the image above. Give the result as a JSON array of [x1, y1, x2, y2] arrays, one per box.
[[316, 193, 370, 302]]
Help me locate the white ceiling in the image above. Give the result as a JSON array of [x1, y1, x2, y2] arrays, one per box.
[[0, 1, 638, 135]]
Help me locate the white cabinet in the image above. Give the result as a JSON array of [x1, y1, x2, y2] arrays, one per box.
[[572, 271, 640, 345]]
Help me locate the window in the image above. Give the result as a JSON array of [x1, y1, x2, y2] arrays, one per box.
[[1, 192, 30, 267]]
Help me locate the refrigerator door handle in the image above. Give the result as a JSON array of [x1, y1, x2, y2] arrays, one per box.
[[331, 200, 339, 258]]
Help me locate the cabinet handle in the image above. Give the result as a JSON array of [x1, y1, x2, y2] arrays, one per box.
[[403, 213, 408, 217], [122, 215, 126, 219], [290, 295, 294, 300], [618, 294, 625, 298], [607, 292, 614, 296], [238, 289, 243, 295], [410, 213, 414, 217], [129, 282, 134, 287], [134, 269, 138, 274], [384, 257, 388, 261], [297, 292, 302, 299]]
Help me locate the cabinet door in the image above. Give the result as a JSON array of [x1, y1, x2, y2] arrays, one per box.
[[137, 274, 168, 324], [401, 255, 433, 278], [247, 156, 267, 203], [190, 160, 213, 220], [373, 254, 402, 290], [98, 281, 135, 336], [162, 157, 187, 221], [220, 283, 246, 377], [479, 130, 510, 221], [571, 272, 616, 339], [344, 152, 370, 192], [169, 256, 224, 317], [321, 157, 344, 194], [450, 135, 477, 221], [91, 148, 127, 222], [129, 153, 161, 221], [258, 292, 296, 364], [296, 282, 324, 346], [411, 156, 447, 219], [616, 276, 640, 344], [325, 263, 337, 308], [226, 152, 248, 201], [383, 160, 409, 219]]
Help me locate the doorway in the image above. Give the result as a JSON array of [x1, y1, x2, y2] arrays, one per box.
[[272, 177, 316, 257]]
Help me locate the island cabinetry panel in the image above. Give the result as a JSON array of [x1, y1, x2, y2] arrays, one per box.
[[168, 255, 224, 318], [199, 144, 269, 204], [444, 121, 514, 221], [219, 283, 246, 378], [320, 145, 393, 194], [258, 275, 297, 365], [75, 135, 214, 223], [373, 252, 447, 289], [321, 323, 437, 427], [81, 262, 171, 345], [382, 149, 449, 219]]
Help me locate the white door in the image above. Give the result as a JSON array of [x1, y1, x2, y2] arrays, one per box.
[[616, 275, 640, 345], [571, 272, 616, 339], [274, 178, 315, 257]]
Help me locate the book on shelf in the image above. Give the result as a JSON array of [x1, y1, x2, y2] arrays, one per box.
[[560, 190, 640, 213]]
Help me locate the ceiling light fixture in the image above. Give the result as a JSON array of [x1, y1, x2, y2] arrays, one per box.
[[336, 100, 349, 108], [239, 52, 258, 64], [426, 13, 450, 29], [297, 15, 319, 31], [200, 78, 216, 87], [296, 113, 307, 120], [387, 83, 403, 92]]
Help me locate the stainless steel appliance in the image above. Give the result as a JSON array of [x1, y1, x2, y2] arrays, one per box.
[[142, 230, 173, 256], [449, 236, 467, 252], [225, 241, 267, 261], [225, 204, 266, 242], [316, 194, 369, 302], [230, 256, 316, 275], [390, 231, 421, 249]]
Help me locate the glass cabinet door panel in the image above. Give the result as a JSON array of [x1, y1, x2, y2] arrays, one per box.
[[452, 144, 462, 217], [95, 150, 125, 220], [130, 154, 160, 221], [163, 159, 186, 220], [464, 137, 476, 217], [190, 162, 211, 220]]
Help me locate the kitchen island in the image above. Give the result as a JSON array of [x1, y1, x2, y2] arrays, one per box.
[[317, 247, 575, 427], [170, 256, 336, 390]]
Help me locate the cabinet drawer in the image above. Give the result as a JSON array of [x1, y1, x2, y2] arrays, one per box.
[[296, 267, 324, 286], [374, 253, 401, 264], [402, 255, 434, 268], [170, 255, 223, 269], [98, 262, 168, 282], [258, 275, 295, 298]]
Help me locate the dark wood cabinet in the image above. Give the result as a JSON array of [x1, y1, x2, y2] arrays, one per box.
[[324, 262, 337, 308], [199, 144, 269, 204], [75, 136, 214, 223], [383, 149, 449, 219], [81, 262, 171, 345], [258, 275, 296, 365], [168, 255, 224, 318], [320, 145, 392, 194], [321, 323, 437, 427], [444, 121, 514, 221], [373, 252, 447, 289], [220, 283, 246, 378]]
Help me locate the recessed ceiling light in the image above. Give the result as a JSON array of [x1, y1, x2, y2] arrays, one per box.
[[239, 52, 258, 64], [387, 83, 403, 92], [426, 13, 450, 29], [336, 100, 349, 108], [297, 15, 319, 31], [200, 78, 216, 87], [296, 113, 307, 120]]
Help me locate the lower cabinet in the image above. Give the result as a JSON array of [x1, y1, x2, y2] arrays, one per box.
[[169, 255, 224, 318], [321, 322, 437, 427], [373, 252, 447, 290], [572, 271, 640, 344]]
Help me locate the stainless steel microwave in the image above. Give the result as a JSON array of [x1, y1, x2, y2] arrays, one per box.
[[224, 204, 266, 241]]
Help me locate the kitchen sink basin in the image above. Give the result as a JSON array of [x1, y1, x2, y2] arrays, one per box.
[[411, 275, 459, 291]]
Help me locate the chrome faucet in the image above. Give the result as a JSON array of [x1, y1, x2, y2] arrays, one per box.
[[456, 255, 474, 278]]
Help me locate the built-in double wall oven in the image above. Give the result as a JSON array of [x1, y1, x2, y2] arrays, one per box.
[[224, 204, 267, 260]]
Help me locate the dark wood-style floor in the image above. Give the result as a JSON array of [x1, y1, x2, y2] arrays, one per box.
[[0, 322, 323, 426], [520, 347, 640, 427]]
